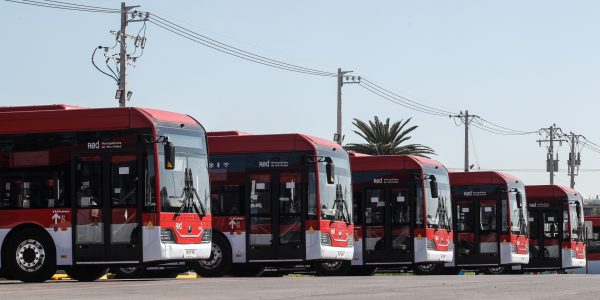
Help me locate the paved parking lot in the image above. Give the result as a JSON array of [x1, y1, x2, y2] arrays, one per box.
[[1, 274, 600, 300]]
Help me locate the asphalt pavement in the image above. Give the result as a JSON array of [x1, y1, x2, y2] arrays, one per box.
[[1, 274, 599, 300]]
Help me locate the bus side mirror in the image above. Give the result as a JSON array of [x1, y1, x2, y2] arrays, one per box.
[[576, 202, 582, 219], [516, 191, 523, 208], [430, 176, 439, 198], [325, 158, 335, 184], [164, 141, 176, 170]]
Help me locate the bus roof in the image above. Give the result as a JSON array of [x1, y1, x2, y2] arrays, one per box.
[[526, 185, 581, 200], [207, 132, 344, 154], [206, 131, 251, 137], [0, 104, 85, 112], [0, 105, 198, 134], [350, 154, 446, 172], [449, 171, 522, 186]]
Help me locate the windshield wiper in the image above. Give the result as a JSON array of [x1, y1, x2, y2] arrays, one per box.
[[177, 168, 207, 216], [434, 196, 450, 231], [332, 184, 351, 224]]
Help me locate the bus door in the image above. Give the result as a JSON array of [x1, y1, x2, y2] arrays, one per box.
[[246, 172, 304, 262], [72, 153, 142, 263], [363, 188, 413, 264], [527, 208, 561, 268], [455, 198, 500, 266]]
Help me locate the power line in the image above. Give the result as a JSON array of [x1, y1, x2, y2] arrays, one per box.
[[3, 0, 119, 13], [360, 78, 456, 116], [147, 14, 336, 77]]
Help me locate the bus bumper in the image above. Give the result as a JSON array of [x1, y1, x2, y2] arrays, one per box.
[[160, 242, 212, 261], [143, 227, 211, 262], [318, 245, 354, 260], [414, 238, 453, 263], [562, 251, 586, 268], [501, 245, 529, 264]]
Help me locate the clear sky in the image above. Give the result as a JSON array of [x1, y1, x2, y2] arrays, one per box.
[[2, 1, 600, 197]]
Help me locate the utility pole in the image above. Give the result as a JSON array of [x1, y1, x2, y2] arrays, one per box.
[[116, 2, 141, 107], [335, 68, 361, 145], [537, 124, 566, 185], [118, 2, 128, 107], [452, 110, 479, 172], [565, 132, 583, 189]]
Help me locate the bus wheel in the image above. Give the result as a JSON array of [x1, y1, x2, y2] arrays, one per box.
[[314, 261, 351, 276], [5, 228, 56, 283], [65, 266, 108, 281], [110, 266, 145, 279], [484, 266, 508, 275], [189, 234, 231, 277], [413, 263, 443, 275]]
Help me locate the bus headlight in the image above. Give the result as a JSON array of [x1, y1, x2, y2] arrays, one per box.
[[448, 240, 454, 252], [201, 228, 212, 244], [511, 244, 517, 254], [347, 235, 354, 247], [571, 249, 577, 258], [320, 233, 331, 246], [161, 228, 175, 243]]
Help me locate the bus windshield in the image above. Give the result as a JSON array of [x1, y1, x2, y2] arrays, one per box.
[[157, 127, 210, 215], [425, 173, 452, 230], [510, 187, 528, 236], [570, 201, 584, 242], [318, 149, 353, 223]]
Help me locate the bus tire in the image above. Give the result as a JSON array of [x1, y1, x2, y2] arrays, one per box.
[[314, 261, 351, 276], [413, 263, 443, 275], [65, 265, 108, 281], [110, 265, 146, 279], [484, 266, 508, 275], [5, 227, 56, 283], [189, 233, 231, 277]]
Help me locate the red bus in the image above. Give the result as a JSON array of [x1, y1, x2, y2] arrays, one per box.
[[316, 154, 453, 275], [523, 185, 585, 272], [444, 171, 529, 274], [578, 199, 600, 273], [193, 131, 354, 277], [0, 105, 211, 282]]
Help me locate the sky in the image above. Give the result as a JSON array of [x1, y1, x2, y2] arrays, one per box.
[[1, 1, 600, 197]]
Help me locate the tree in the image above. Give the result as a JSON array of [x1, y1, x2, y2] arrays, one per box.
[[344, 116, 435, 157]]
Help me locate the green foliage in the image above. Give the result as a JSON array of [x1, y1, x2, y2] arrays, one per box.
[[344, 116, 436, 157]]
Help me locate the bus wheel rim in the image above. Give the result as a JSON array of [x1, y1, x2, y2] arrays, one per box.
[[418, 264, 435, 271], [199, 243, 222, 269], [119, 267, 138, 274], [16, 239, 45, 272], [322, 261, 342, 271]]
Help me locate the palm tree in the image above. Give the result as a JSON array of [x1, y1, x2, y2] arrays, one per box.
[[344, 116, 435, 157]]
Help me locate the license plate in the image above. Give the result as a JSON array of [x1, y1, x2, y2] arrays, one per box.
[[336, 251, 345, 258], [184, 249, 197, 258]]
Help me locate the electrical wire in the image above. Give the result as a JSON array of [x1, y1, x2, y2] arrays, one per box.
[[147, 14, 336, 77], [91, 47, 118, 82], [358, 81, 453, 117], [469, 125, 481, 170], [477, 117, 539, 135], [471, 117, 539, 135], [40, 0, 118, 11], [359, 78, 456, 115], [3, 0, 119, 13]]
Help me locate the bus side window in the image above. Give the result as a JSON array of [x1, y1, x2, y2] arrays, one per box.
[[0, 171, 66, 209], [211, 185, 243, 216], [353, 192, 362, 225]]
